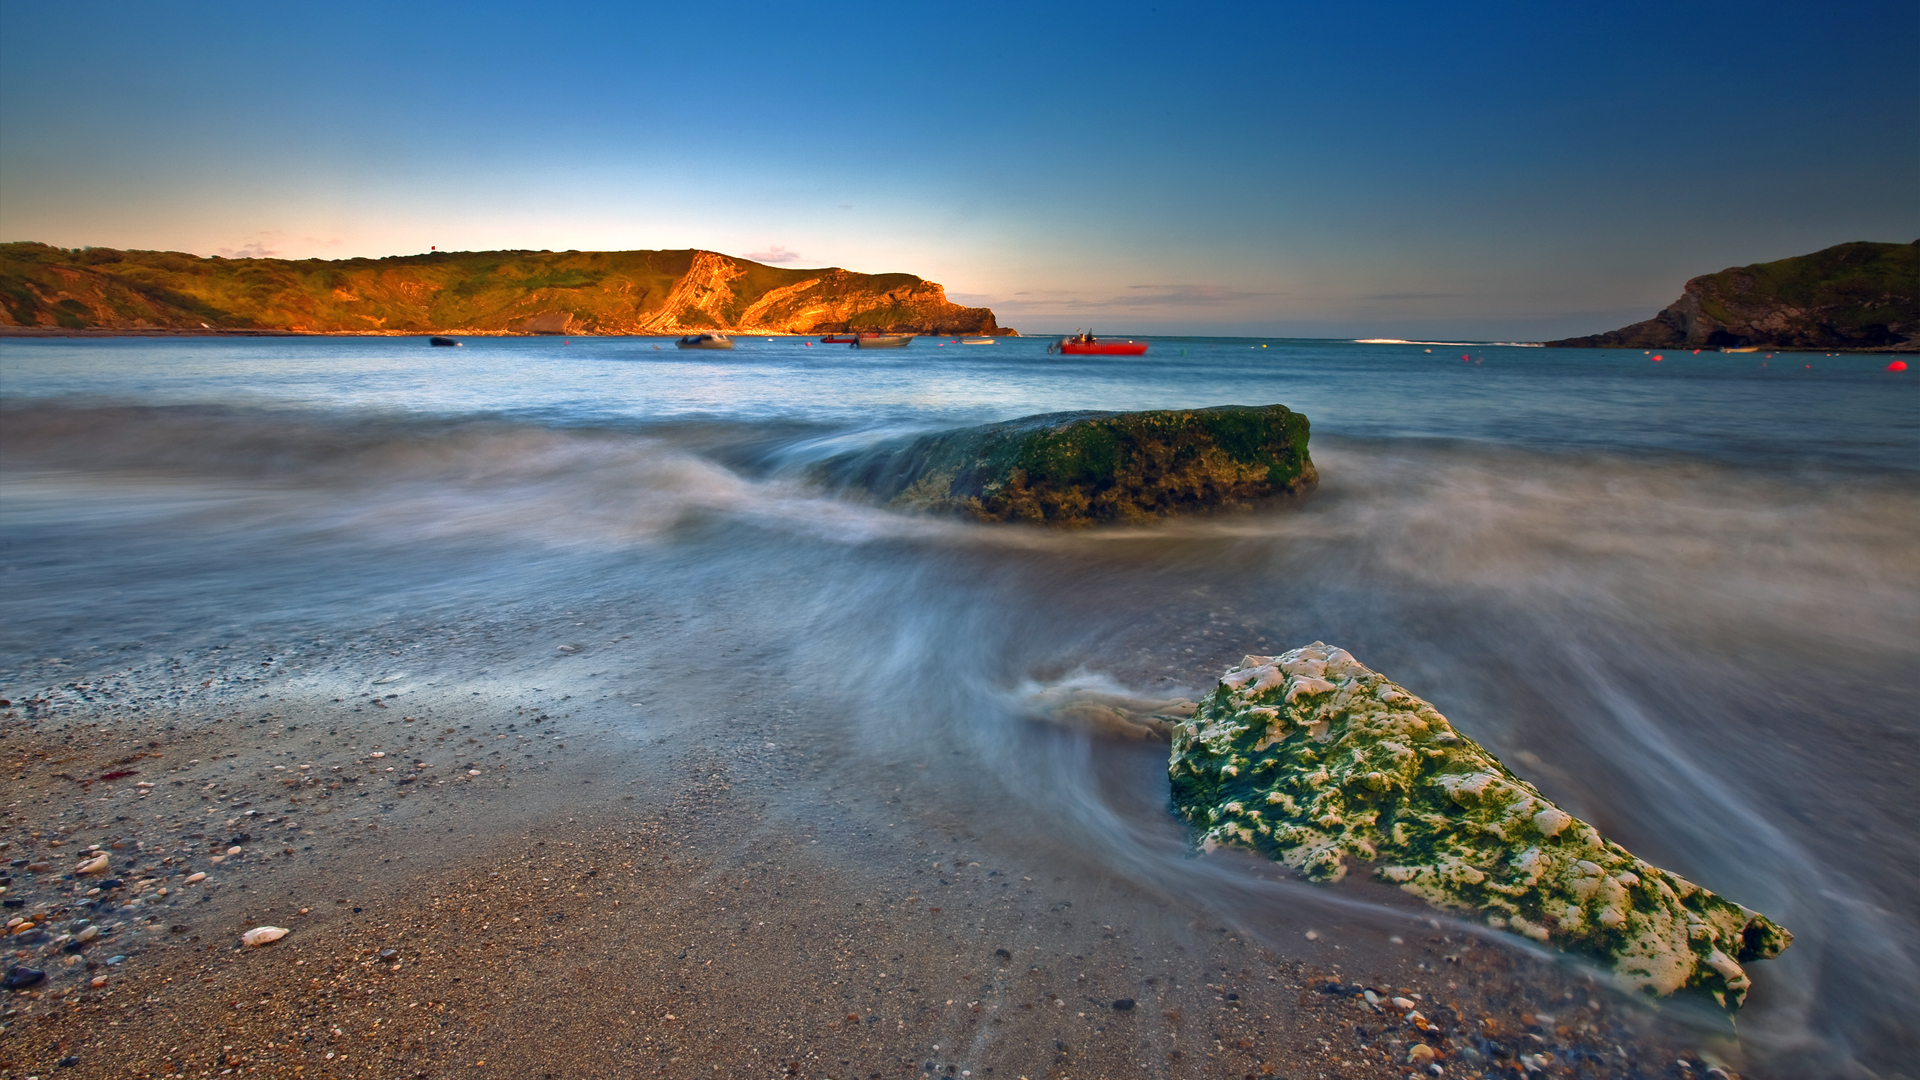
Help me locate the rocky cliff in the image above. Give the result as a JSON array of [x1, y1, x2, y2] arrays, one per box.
[[0, 243, 1012, 336], [1544, 240, 1917, 351]]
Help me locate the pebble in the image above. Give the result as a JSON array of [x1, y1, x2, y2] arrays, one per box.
[[1111, 998, 1135, 1010], [242, 926, 289, 947], [185, 871, 207, 883], [1408, 1043, 1436, 1065], [2, 965, 46, 990], [76, 854, 110, 875], [74, 925, 99, 943]]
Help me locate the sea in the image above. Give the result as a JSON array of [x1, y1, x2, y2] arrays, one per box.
[[2, 334, 1915, 1074]]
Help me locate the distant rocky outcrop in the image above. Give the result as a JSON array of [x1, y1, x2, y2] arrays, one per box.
[[818, 404, 1316, 526], [1545, 240, 1917, 351], [0, 243, 1012, 337]]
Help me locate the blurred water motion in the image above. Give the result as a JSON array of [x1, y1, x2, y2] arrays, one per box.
[[2, 335, 1915, 1073]]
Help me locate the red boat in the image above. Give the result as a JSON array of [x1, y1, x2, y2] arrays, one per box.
[[1050, 331, 1148, 356]]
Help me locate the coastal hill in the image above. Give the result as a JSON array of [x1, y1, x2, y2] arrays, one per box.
[[0, 242, 1013, 336], [1544, 240, 1917, 351]]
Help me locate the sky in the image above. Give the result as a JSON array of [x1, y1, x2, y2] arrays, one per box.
[[1, 0, 1914, 338]]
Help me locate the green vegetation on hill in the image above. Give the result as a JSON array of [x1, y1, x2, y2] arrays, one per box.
[[0, 243, 1008, 336], [1546, 240, 1917, 351]]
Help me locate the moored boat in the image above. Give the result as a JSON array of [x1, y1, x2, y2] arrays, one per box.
[[854, 334, 914, 349], [676, 333, 734, 350], [961, 338, 996, 345], [1049, 331, 1147, 356], [820, 333, 861, 344], [429, 336, 462, 347]]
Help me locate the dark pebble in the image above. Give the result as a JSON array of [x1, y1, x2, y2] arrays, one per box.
[[59, 1055, 80, 1068], [1112, 998, 1135, 1011], [228, 834, 252, 845], [98, 879, 124, 889], [994, 948, 1011, 959], [3, 966, 47, 990]]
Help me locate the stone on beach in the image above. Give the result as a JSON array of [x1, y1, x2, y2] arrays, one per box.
[[1167, 642, 1791, 1009], [242, 926, 290, 947], [817, 404, 1317, 526], [1022, 685, 1197, 740]]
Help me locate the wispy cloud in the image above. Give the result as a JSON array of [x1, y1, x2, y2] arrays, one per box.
[[985, 285, 1285, 310], [1106, 284, 1286, 307], [1363, 291, 1461, 301], [744, 245, 801, 264]]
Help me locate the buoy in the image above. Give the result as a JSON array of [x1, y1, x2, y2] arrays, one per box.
[[1652, 355, 1662, 362], [1888, 360, 1907, 371]]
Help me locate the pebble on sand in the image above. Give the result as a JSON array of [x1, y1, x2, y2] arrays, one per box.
[[76, 854, 110, 875], [242, 926, 290, 947]]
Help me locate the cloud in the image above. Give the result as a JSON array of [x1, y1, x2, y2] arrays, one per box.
[[216, 231, 284, 259], [986, 285, 1285, 310], [744, 245, 801, 263], [1363, 292, 1462, 301], [1108, 284, 1286, 307]]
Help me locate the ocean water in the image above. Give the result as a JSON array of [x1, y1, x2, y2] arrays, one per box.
[[2, 334, 1916, 1074]]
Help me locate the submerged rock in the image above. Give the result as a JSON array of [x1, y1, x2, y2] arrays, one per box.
[[819, 404, 1315, 526], [1022, 684, 1197, 740], [1167, 642, 1790, 1008]]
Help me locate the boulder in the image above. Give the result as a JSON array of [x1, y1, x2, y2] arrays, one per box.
[[820, 404, 1316, 526], [1168, 642, 1791, 1009]]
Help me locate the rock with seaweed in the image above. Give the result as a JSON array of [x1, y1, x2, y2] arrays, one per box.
[[819, 404, 1316, 526], [1167, 642, 1791, 1009]]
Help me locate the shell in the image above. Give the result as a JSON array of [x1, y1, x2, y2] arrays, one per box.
[[76, 854, 111, 874], [242, 926, 290, 947]]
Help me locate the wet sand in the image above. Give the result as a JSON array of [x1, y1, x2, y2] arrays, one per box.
[[1, 638, 1742, 1080]]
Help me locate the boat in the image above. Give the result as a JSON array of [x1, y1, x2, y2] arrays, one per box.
[[820, 333, 861, 344], [854, 334, 914, 349], [1049, 331, 1148, 356], [676, 334, 734, 350], [428, 336, 462, 347], [961, 338, 996, 345]]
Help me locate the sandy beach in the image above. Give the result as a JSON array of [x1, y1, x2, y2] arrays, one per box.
[[2, 631, 1725, 1080]]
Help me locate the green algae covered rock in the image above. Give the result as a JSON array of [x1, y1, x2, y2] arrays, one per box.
[[1168, 643, 1791, 1008], [820, 404, 1315, 526]]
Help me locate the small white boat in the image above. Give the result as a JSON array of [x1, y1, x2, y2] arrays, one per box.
[[961, 338, 996, 345], [676, 334, 734, 350]]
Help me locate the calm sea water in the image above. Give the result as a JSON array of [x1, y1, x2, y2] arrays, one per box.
[[3, 334, 1916, 1074]]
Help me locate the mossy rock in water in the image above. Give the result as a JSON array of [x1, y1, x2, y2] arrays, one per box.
[[821, 404, 1315, 525], [1168, 643, 1791, 1009]]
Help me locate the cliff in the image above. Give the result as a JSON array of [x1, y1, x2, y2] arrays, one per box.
[[0, 243, 1012, 336], [1544, 240, 1917, 351]]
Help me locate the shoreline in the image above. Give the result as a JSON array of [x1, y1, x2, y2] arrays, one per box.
[[0, 642, 1745, 1080]]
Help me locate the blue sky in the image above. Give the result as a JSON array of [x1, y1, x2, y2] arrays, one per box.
[[2, 0, 1914, 337]]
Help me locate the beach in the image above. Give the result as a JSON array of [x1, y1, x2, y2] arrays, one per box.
[[2, 334, 1916, 1079]]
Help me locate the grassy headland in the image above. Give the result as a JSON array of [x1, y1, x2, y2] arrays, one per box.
[[1545, 240, 1917, 351], [0, 243, 1011, 336]]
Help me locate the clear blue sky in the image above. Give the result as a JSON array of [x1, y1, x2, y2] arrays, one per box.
[[2, 0, 1914, 337]]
